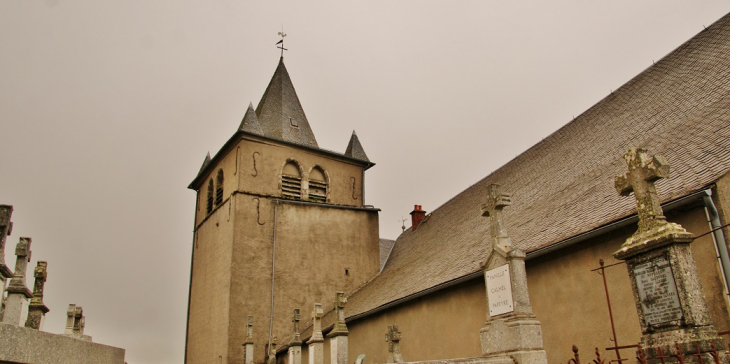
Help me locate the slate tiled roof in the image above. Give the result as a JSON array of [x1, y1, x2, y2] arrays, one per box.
[[255, 57, 319, 148], [379, 238, 396, 271], [337, 12, 730, 324]]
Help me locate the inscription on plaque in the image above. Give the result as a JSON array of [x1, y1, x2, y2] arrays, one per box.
[[486, 264, 514, 316], [634, 256, 683, 325]]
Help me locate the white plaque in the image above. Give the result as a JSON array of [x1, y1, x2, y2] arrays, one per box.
[[486, 264, 514, 316]]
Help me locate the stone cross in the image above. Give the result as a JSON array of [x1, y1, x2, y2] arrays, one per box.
[[481, 184, 513, 253], [328, 291, 348, 335], [3, 237, 33, 325], [290, 308, 302, 345], [385, 325, 403, 363], [25, 261, 50, 330], [267, 336, 277, 364], [64, 304, 85, 336], [615, 147, 670, 234], [0, 205, 14, 279], [326, 292, 349, 364], [309, 303, 324, 343], [243, 315, 254, 364]]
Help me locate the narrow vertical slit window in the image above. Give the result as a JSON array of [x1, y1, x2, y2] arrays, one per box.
[[281, 161, 302, 200], [308, 167, 327, 203], [206, 179, 214, 213], [215, 169, 224, 205]]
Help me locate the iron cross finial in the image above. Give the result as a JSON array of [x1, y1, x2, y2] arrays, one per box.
[[276, 28, 288, 57]]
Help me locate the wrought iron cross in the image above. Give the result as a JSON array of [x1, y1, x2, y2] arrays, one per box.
[[615, 148, 669, 233], [276, 29, 288, 57], [481, 184, 512, 244]]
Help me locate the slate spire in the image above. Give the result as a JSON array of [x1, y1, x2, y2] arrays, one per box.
[[240, 102, 264, 135], [344, 130, 369, 162], [199, 152, 211, 174], [255, 57, 319, 148]]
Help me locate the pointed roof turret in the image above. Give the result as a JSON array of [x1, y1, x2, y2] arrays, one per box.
[[255, 57, 319, 148], [199, 152, 211, 174], [240, 103, 264, 135], [344, 130, 369, 162]]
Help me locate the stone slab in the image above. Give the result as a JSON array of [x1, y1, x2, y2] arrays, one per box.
[[0, 323, 125, 364]]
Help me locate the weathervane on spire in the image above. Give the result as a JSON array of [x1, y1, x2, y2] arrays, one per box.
[[276, 27, 288, 57]]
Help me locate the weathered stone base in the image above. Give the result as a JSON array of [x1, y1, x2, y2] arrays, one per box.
[[308, 342, 323, 364], [640, 326, 723, 362], [397, 354, 545, 364], [0, 323, 124, 364], [2, 294, 28, 325], [329, 335, 347, 364], [288, 345, 302, 364], [480, 317, 545, 354]]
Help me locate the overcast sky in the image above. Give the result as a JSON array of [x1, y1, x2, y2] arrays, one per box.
[[2, 2, 729, 363]]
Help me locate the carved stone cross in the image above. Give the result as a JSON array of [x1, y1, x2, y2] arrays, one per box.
[[308, 303, 325, 343], [385, 325, 403, 363], [615, 148, 670, 234], [246, 315, 254, 342], [0, 205, 14, 278], [30, 261, 48, 306], [290, 308, 302, 345], [481, 184, 513, 252], [7, 237, 32, 296], [334, 292, 347, 323]]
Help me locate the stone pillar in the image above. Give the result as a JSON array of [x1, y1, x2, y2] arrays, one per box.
[[288, 308, 302, 364], [3, 237, 33, 326], [479, 185, 547, 364], [326, 292, 348, 364], [0, 205, 14, 322], [385, 325, 403, 363], [613, 148, 721, 361], [307, 303, 325, 364], [243, 315, 254, 364], [24, 261, 49, 330]]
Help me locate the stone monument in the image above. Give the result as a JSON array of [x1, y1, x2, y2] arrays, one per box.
[[307, 303, 325, 364], [3, 237, 33, 326], [288, 308, 302, 364], [479, 184, 547, 364], [326, 292, 348, 364], [267, 336, 277, 364], [613, 148, 721, 360], [243, 315, 254, 364], [0, 205, 14, 281], [64, 304, 92, 341], [24, 260, 50, 330], [385, 325, 404, 363]]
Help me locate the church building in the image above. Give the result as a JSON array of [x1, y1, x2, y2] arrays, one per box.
[[186, 12, 730, 364]]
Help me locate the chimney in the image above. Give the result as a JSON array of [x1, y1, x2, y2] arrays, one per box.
[[410, 205, 426, 231]]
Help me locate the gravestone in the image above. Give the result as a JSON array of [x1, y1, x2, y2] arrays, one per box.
[[613, 148, 721, 361], [243, 315, 254, 364], [288, 308, 302, 364], [24, 261, 49, 330], [479, 184, 547, 364], [0, 205, 14, 279], [326, 292, 348, 364], [3, 237, 33, 326], [307, 303, 325, 364], [385, 325, 403, 363]]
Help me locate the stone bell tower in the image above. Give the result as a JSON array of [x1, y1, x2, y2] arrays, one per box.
[[184, 57, 381, 364]]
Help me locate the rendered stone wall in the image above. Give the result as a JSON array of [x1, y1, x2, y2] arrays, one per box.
[[0, 323, 125, 364]]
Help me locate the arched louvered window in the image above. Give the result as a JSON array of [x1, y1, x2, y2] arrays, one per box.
[[215, 169, 224, 205], [308, 166, 327, 203], [281, 161, 302, 200], [206, 179, 214, 213]]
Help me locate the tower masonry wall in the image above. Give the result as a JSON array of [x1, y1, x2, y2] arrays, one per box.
[[228, 195, 380, 364], [234, 136, 367, 207]]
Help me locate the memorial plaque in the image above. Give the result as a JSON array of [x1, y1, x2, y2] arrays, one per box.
[[486, 264, 514, 316], [634, 256, 683, 325]]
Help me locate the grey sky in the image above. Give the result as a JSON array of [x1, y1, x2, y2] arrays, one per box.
[[1, 2, 728, 363]]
